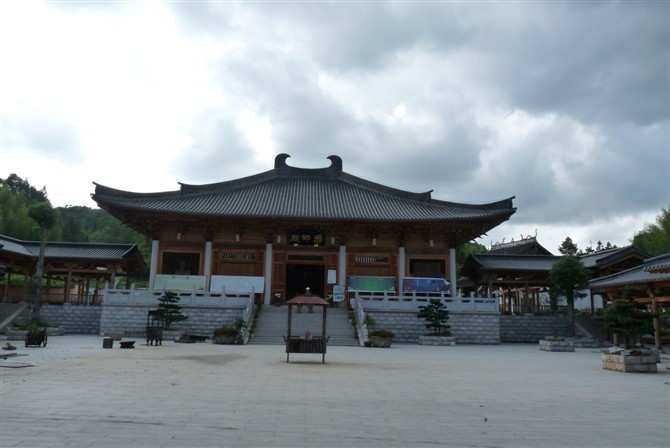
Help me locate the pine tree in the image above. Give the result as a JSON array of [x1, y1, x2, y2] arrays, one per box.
[[417, 299, 451, 335], [157, 291, 188, 329]]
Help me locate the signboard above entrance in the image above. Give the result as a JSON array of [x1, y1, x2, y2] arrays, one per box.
[[287, 230, 326, 246]]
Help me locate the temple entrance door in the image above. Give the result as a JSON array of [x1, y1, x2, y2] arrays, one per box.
[[285, 264, 325, 300]]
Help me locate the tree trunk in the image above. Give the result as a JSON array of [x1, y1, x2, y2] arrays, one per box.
[[567, 300, 575, 337], [31, 226, 47, 322]]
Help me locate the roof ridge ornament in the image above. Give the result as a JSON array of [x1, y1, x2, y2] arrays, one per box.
[[273, 153, 343, 178]]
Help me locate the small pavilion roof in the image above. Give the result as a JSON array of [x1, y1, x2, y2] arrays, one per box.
[[286, 293, 330, 306], [488, 236, 553, 256], [92, 154, 515, 224]]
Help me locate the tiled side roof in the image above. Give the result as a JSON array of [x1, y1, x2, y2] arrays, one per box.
[[92, 154, 516, 223], [578, 246, 651, 268], [0, 235, 140, 262], [0, 236, 33, 257], [644, 253, 670, 273], [590, 252, 670, 288], [467, 254, 562, 272]]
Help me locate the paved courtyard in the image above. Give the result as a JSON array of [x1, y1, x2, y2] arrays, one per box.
[[1, 335, 668, 448]]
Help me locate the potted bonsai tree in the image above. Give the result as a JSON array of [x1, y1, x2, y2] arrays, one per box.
[[158, 291, 188, 329], [600, 295, 658, 373], [363, 313, 394, 348], [417, 299, 455, 346]]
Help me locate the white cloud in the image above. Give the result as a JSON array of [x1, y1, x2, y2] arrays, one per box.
[[0, 1, 667, 251]]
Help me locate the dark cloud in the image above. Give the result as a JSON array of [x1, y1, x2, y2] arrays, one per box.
[[6, 1, 666, 250], [469, 2, 669, 126]]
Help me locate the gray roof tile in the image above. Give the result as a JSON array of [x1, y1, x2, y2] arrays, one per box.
[[468, 254, 562, 272]]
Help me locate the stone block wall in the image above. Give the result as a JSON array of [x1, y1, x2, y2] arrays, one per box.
[[500, 315, 571, 343], [100, 304, 246, 337], [366, 310, 500, 344], [38, 304, 101, 334]]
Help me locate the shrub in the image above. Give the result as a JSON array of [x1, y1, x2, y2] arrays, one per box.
[[369, 329, 395, 338], [213, 327, 237, 336]]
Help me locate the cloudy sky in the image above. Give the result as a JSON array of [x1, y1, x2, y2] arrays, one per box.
[[1, 0, 668, 254]]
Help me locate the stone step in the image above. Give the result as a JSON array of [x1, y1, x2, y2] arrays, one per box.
[[249, 306, 359, 346]]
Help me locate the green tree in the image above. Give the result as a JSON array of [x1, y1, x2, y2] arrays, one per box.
[[546, 285, 565, 338], [28, 202, 57, 322], [417, 299, 451, 335], [457, 241, 487, 264], [558, 237, 579, 256], [157, 291, 189, 330], [633, 205, 670, 255], [2, 174, 48, 203], [549, 256, 591, 336], [600, 297, 653, 348]]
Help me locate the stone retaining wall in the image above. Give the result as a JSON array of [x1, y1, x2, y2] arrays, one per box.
[[8, 304, 102, 334], [500, 315, 571, 343], [100, 304, 246, 337], [40, 304, 102, 334], [366, 310, 500, 344]]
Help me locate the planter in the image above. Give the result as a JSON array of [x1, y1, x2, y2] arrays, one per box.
[[7, 326, 64, 339], [539, 339, 575, 352], [25, 328, 48, 347], [419, 334, 456, 346], [602, 347, 659, 373], [213, 334, 236, 345], [370, 336, 392, 348], [104, 331, 124, 341]]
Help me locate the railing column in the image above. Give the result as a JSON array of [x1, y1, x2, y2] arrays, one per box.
[[449, 248, 457, 296], [398, 246, 405, 291], [204, 241, 212, 291], [338, 245, 347, 286], [149, 240, 159, 290], [264, 243, 272, 306]]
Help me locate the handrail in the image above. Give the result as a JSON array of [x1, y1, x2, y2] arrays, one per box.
[[351, 297, 368, 346], [103, 285, 253, 307], [241, 300, 255, 344], [352, 291, 498, 313]]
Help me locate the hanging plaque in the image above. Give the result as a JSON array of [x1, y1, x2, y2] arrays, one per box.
[[287, 230, 326, 246]]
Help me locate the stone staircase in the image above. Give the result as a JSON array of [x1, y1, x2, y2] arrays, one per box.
[[249, 305, 359, 346]]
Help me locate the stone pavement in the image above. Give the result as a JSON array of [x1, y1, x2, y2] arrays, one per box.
[[0, 336, 669, 448]]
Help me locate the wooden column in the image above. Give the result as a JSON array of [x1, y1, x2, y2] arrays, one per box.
[[64, 266, 72, 304], [647, 287, 662, 350]]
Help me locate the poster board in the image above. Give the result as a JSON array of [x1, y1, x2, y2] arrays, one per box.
[[154, 275, 206, 291], [210, 275, 265, 294]]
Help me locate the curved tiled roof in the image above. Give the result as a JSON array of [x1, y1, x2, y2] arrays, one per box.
[[92, 154, 516, 223]]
